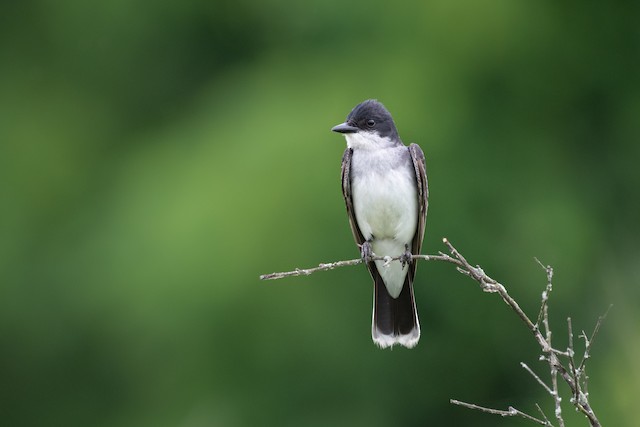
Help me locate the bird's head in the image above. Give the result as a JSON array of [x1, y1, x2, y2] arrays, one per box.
[[332, 99, 400, 149]]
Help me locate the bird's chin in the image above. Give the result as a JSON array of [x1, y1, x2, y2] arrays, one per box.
[[345, 132, 395, 150]]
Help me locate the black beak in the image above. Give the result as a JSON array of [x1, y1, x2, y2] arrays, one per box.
[[331, 122, 358, 134]]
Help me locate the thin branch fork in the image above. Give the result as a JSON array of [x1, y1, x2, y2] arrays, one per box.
[[260, 237, 608, 427], [440, 240, 607, 427]]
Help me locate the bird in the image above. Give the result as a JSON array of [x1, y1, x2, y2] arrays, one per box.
[[331, 99, 428, 349]]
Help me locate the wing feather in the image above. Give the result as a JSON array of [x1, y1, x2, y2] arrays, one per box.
[[407, 143, 428, 282], [341, 148, 366, 246]]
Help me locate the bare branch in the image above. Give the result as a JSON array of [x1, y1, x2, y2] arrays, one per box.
[[261, 238, 607, 427], [534, 260, 565, 427], [535, 403, 554, 427], [534, 257, 553, 331], [549, 359, 564, 427], [260, 258, 364, 280], [578, 304, 613, 373], [567, 317, 582, 410], [450, 400, 549, 425], [442, 238, 540, 337], [521, 362, 553, 395], [259, 253, 455, 281]]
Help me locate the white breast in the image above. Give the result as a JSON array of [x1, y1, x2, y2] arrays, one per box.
[[352, 167, 417, 243]]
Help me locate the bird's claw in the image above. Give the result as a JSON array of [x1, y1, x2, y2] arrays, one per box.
[[400, 244, 413, 268], [359, 241, 374, 263]]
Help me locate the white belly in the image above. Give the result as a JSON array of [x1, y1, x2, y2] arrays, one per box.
[[352, 161, 418, 297]]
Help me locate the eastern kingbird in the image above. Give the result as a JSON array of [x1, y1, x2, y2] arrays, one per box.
[[332, 99, 428, 349]]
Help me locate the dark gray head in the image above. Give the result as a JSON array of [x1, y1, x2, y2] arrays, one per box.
[[331, 99, 400, 141]]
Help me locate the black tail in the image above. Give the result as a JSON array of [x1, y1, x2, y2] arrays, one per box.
[[372, 272, 420, 348]]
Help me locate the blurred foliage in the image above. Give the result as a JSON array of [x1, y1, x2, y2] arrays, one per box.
[[1, 0, 638, 426]]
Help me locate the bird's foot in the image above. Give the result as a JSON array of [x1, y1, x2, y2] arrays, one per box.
[[400, 244, 413, 268], [359, 241, 374, 263]]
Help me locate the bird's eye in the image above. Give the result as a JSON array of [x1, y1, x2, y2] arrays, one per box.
[[366, 119, 375, 127]]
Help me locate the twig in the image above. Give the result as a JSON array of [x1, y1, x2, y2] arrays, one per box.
[[537, 262, 565, 427], [534, 257, 553, 331], [259, 253, 454, 281], [521, 362, 553, 395], [567, 317, 581, 410], [450, 400, 548, 425], [260, 258, 364, 280], [441, 238, 540, 338], [578, 304, 613, 374], [535, 403, 554, 427]]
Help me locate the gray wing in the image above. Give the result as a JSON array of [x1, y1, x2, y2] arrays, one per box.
[[341, 147, 366, 246], [408, 143, 428, 258]]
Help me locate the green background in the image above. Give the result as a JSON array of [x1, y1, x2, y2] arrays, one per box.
[[1, 1, 638, 426]]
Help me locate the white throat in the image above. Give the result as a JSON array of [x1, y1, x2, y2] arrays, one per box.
[[345, 131, 396, 151]]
